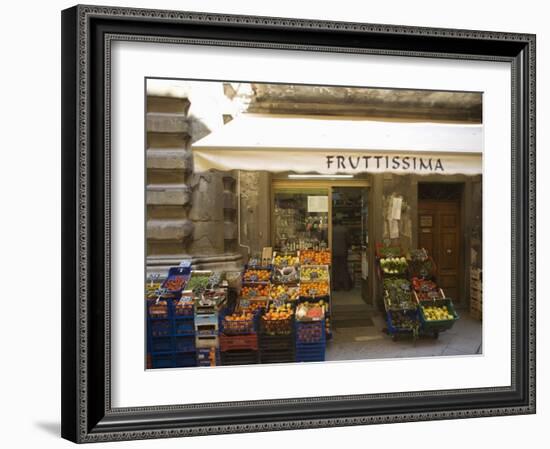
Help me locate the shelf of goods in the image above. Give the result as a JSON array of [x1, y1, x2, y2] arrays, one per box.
[[294, 302, 326, 362], [470, 268, 482, 321]]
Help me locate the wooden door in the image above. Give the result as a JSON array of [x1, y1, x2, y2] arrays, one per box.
[[418, 200, 462, 302]]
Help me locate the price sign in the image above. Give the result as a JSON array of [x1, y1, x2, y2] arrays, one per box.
[[240, 299, 251, 309], [249, 274, 259, 282], [273, 298, 285, 308], [309, 271, 319, 280]]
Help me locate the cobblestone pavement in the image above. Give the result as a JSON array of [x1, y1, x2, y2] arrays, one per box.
[[325, 311, 482, 361]]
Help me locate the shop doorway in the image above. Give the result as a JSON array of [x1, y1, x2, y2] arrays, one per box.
[[418, 183, 463, 303], [271, 179, 372, 328], [331, 187, 369, 305]]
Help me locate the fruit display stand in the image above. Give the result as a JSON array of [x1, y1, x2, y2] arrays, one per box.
[[417, 297, 460, 338], [259, 302, 295, 364], [219, 306, 260, 364], [294, 302, 326, 362]]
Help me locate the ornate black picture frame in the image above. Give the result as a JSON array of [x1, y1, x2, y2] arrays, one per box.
[[61, 4, 536, 443]]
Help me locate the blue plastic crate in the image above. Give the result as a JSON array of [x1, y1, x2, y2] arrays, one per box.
[[386, 309, 419, 337], [150, 336, 173, 353], [175, 352, 197, 368], [295, 320, 326, 344], [295, 339, 326, 362], [151, 353, 175, 369], [175, 336, 195, 353], [160, 266, 191, 299], [150, 319, 171, 337], [174, 320, 195, 336], [295, 347, 325, 362]]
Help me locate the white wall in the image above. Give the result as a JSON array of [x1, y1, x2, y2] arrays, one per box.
[[0, 0, 545, 448]]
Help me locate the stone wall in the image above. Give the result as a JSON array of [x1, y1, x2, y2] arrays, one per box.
[[146, 91, 242, 276]]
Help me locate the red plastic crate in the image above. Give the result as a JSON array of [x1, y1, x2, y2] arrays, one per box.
[[220, 333, 258, 352]]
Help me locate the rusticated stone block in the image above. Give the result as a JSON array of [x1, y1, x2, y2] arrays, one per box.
[[146, 149, 193, 171], [147, 219, 194, 241], [146, 112, 190, 134], [146, 184, 192, 206]]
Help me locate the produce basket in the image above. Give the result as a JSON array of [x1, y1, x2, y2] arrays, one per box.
[[269, 284, 300, 302], [147, 299, 169, 319], [220, 309, 258, 335], [241, 284, 270, 301], [242, 267, 272, 284], [383, 278, 416, 311], [173, 298, 194, 317], [260, 304, 294, 336], [299, 249, 331, 265], [160, 266, 190, 298], [418, 298, 460, 336], [378, 256, 409, 277], [386, 309, 420, 341], [295, 302, 326, 322], [408, 255, 437, 279], [271, 253, 300, 283], [272, 265, 300, 284], [299, 281, 330, 298], [184, 270, 213, 292], [299, 265, 330, 282]]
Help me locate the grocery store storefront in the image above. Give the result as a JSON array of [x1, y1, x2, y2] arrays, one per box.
[[192, 114, 483, 310], [146, 112, 483, 369]]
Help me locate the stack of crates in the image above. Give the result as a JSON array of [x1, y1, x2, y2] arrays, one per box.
[[295, 319, 326, 362], [258, 310, 295, 364], [147, 298, 197, 369], [194, 295, 222, 367], [219, 307, 260, 366], [172, 298, 196, 368], [147, 264, 196, 369]]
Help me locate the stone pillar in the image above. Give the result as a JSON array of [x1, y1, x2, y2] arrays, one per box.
[[146, 91, 242, 275]]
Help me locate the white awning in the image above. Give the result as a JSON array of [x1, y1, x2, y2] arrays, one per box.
[[192, 115, 483, 175]]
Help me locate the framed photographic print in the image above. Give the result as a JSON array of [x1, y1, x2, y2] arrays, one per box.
[[61, 4, 536, 443]]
